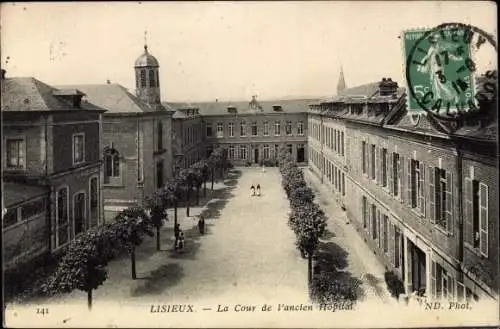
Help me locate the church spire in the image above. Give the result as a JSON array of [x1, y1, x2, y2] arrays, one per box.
[[337, 65, 346, 95]]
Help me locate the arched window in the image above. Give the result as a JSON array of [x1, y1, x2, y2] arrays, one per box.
[[140, 69, 147, 87], [104, 148, 120, 184], [149, 69, 156, 87], [136, 70, 140, 88], [157, 121, 163, 150], [156, 73, 160, 87]]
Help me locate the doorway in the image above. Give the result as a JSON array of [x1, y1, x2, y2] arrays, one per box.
[[254, 148, 259, 164], [297, 144, 305, 163]]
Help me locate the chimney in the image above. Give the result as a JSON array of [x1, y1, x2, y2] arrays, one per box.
[[252, 95, 257, 102], [379, 77, 398, 96], [216, 98, 218, 103], [1, 69, 5, 79], [106, 79, 111, 84]]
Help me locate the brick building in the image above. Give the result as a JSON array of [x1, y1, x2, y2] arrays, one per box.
[[2, 73, 105, 268], [59, 46, 175, 220], [308, 77, 498, 302]]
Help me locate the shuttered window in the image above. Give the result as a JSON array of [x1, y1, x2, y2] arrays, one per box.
[[388, 152, 394, 194], [362, 196, 368, 229], [371, 144, 376, 180], [464, 177, 474, 245], [479, 183, 488, 256], [445, 171, 453, 234], [431, 261, 437, 298], [429, 166, 436, 223]]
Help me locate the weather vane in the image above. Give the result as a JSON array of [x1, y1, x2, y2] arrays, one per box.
[[144, 30, 148, 50]]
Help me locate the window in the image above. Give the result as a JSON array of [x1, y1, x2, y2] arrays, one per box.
[[274, 144, 279, 159], [73, 192, 86, 236], [56, 187, 70, 248], [73, 133, 85, 165], [371, 204, 377, 239], [251, 122, 258, 136], [228, 122, 234, 137], [341, 131, 345, 156], [21, 198, 45, 221], [157, 121, 163, 150], [409, 159, 424, 214], [274, 121, 281, 136], [333, 130, 337, 152], [206, 123, 213, 137], [383, 214, 388, 253], [361, 141, 367, 174], [6, 138, 25, 169], [240, 121, 246, 137], [362, 196, 368, 229], [104, 148, 120, 184], [381, 148, 388, 187], [371, 144, 376, 180], [229, 145, 235, 159], [263, 121, 269, 136], [287, 144, 292, 154], [285, 121, 292, 136], [240, 145, 247, 160], [466, 179, 488, 256], [263, 144, 270, 159], [431, 261, 455, 300], [89, 177, 99, 227], [149, 69, 156, 87], [297, 121, 304, 135], [156, 160, 164, 189], [394, 226, 402, 268], [342, 172, 345, 196], [430, 167, 451, 230], [392, 153, 401, 197], [216, 122, 224, 138], [140, 69, 146, 87]]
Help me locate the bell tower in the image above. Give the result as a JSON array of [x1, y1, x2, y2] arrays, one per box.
[[134, 33, 161, 105]]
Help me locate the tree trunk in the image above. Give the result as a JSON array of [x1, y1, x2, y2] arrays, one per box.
[[87, 289, 92, 310], [307, 253, 313, 284], [156, 225, 161, 251], [174, 200, 178, 227], [211, 169, 214, 190], [186, 187, 190, 217], [203, 180, 207, 197], [131, 246, 137, 280], [196, 186, 200, 206]]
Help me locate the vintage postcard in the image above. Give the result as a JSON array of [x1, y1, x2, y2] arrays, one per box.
[[1, 1, 498, 328]]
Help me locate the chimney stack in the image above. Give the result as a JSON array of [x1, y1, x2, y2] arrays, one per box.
[[1, 69, 6, 79]]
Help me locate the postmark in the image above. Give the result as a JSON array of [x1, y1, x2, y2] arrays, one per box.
[[403, 23, 497, 121]]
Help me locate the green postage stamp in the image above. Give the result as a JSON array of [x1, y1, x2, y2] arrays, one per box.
[[403, 26, 477, 115]]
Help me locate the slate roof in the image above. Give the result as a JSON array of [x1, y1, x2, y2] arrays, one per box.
[[164, 99, 317, 117], [3, 182, 47, 207], [1, 77, 103, 112], [56, 84, 160, 113]]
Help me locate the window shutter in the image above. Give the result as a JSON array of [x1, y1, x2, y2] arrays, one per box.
[[419, 164, 426, 217], [431, 261, 437, 298], [447, 276, 455, 301], [429, 166, 435, 224], [367, 143, 371, 176], [406, 246, 413, 293], [445, 171, 453, 234], [464, 178, 473, 245], [406, 159, 412, 206], [456, 281, 465, 302], [398, 156, 403, 202], [479, 182, 488, 256], [388, 152, 394, 194]]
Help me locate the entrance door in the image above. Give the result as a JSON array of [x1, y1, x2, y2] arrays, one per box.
[[254, 148, 259, 164]]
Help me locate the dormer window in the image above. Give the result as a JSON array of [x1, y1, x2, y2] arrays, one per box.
[[227, 106, 237, 113], [273, 105, 283, 112]]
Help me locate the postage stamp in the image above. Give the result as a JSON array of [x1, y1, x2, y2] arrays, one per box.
[[403, 23, 497, 119]]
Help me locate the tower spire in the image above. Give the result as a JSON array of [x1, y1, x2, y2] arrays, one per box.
[[337, 65, 346, 95], [144, 31, 148, 52]]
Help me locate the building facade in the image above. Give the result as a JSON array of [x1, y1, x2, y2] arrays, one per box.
[[308, 77, 498, 303], [2, 74, 105, 268]]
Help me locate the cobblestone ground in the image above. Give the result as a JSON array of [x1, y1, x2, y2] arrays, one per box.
[[9, 168, 308, 308]]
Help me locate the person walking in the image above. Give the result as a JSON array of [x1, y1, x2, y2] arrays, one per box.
[[198, 215, 205, 235], [250, 185, 255, 196], [256, 184, 261, 196], [174, 223, 181, 250], [177, 230, 185, 251]]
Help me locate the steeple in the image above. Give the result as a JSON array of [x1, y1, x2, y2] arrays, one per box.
[[134, 32, 161, 105], [337, 65, 346, 95]]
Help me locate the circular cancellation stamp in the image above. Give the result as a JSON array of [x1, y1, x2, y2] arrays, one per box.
[[403, 23, 497, 122]]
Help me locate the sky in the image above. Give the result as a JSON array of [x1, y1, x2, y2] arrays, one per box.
[[1, 1, 497, 102]]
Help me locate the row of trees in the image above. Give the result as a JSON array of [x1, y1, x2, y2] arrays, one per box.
[[41, 147, 229, 310], [278, 149, 327, 287]]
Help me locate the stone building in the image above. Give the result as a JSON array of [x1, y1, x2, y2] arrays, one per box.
[[173, 96, 312, 166], [308, 76, 498, 303], [1, 72, 105, 268], [59, 45, 174, 220]]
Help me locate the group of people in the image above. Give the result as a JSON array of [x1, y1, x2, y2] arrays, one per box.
[[174, 215, 206, 251], [250, 184, 262, 196]]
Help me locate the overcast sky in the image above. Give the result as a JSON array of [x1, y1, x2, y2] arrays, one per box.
[[1, 1, 496, 102]]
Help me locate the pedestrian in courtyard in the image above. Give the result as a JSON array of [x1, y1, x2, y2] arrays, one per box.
[[256, 184, 261, 196], [198, 215, 205, 235], [250, 184, 255, 196], [174, 223, 181, 250], [177, 230, 185, 251]]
